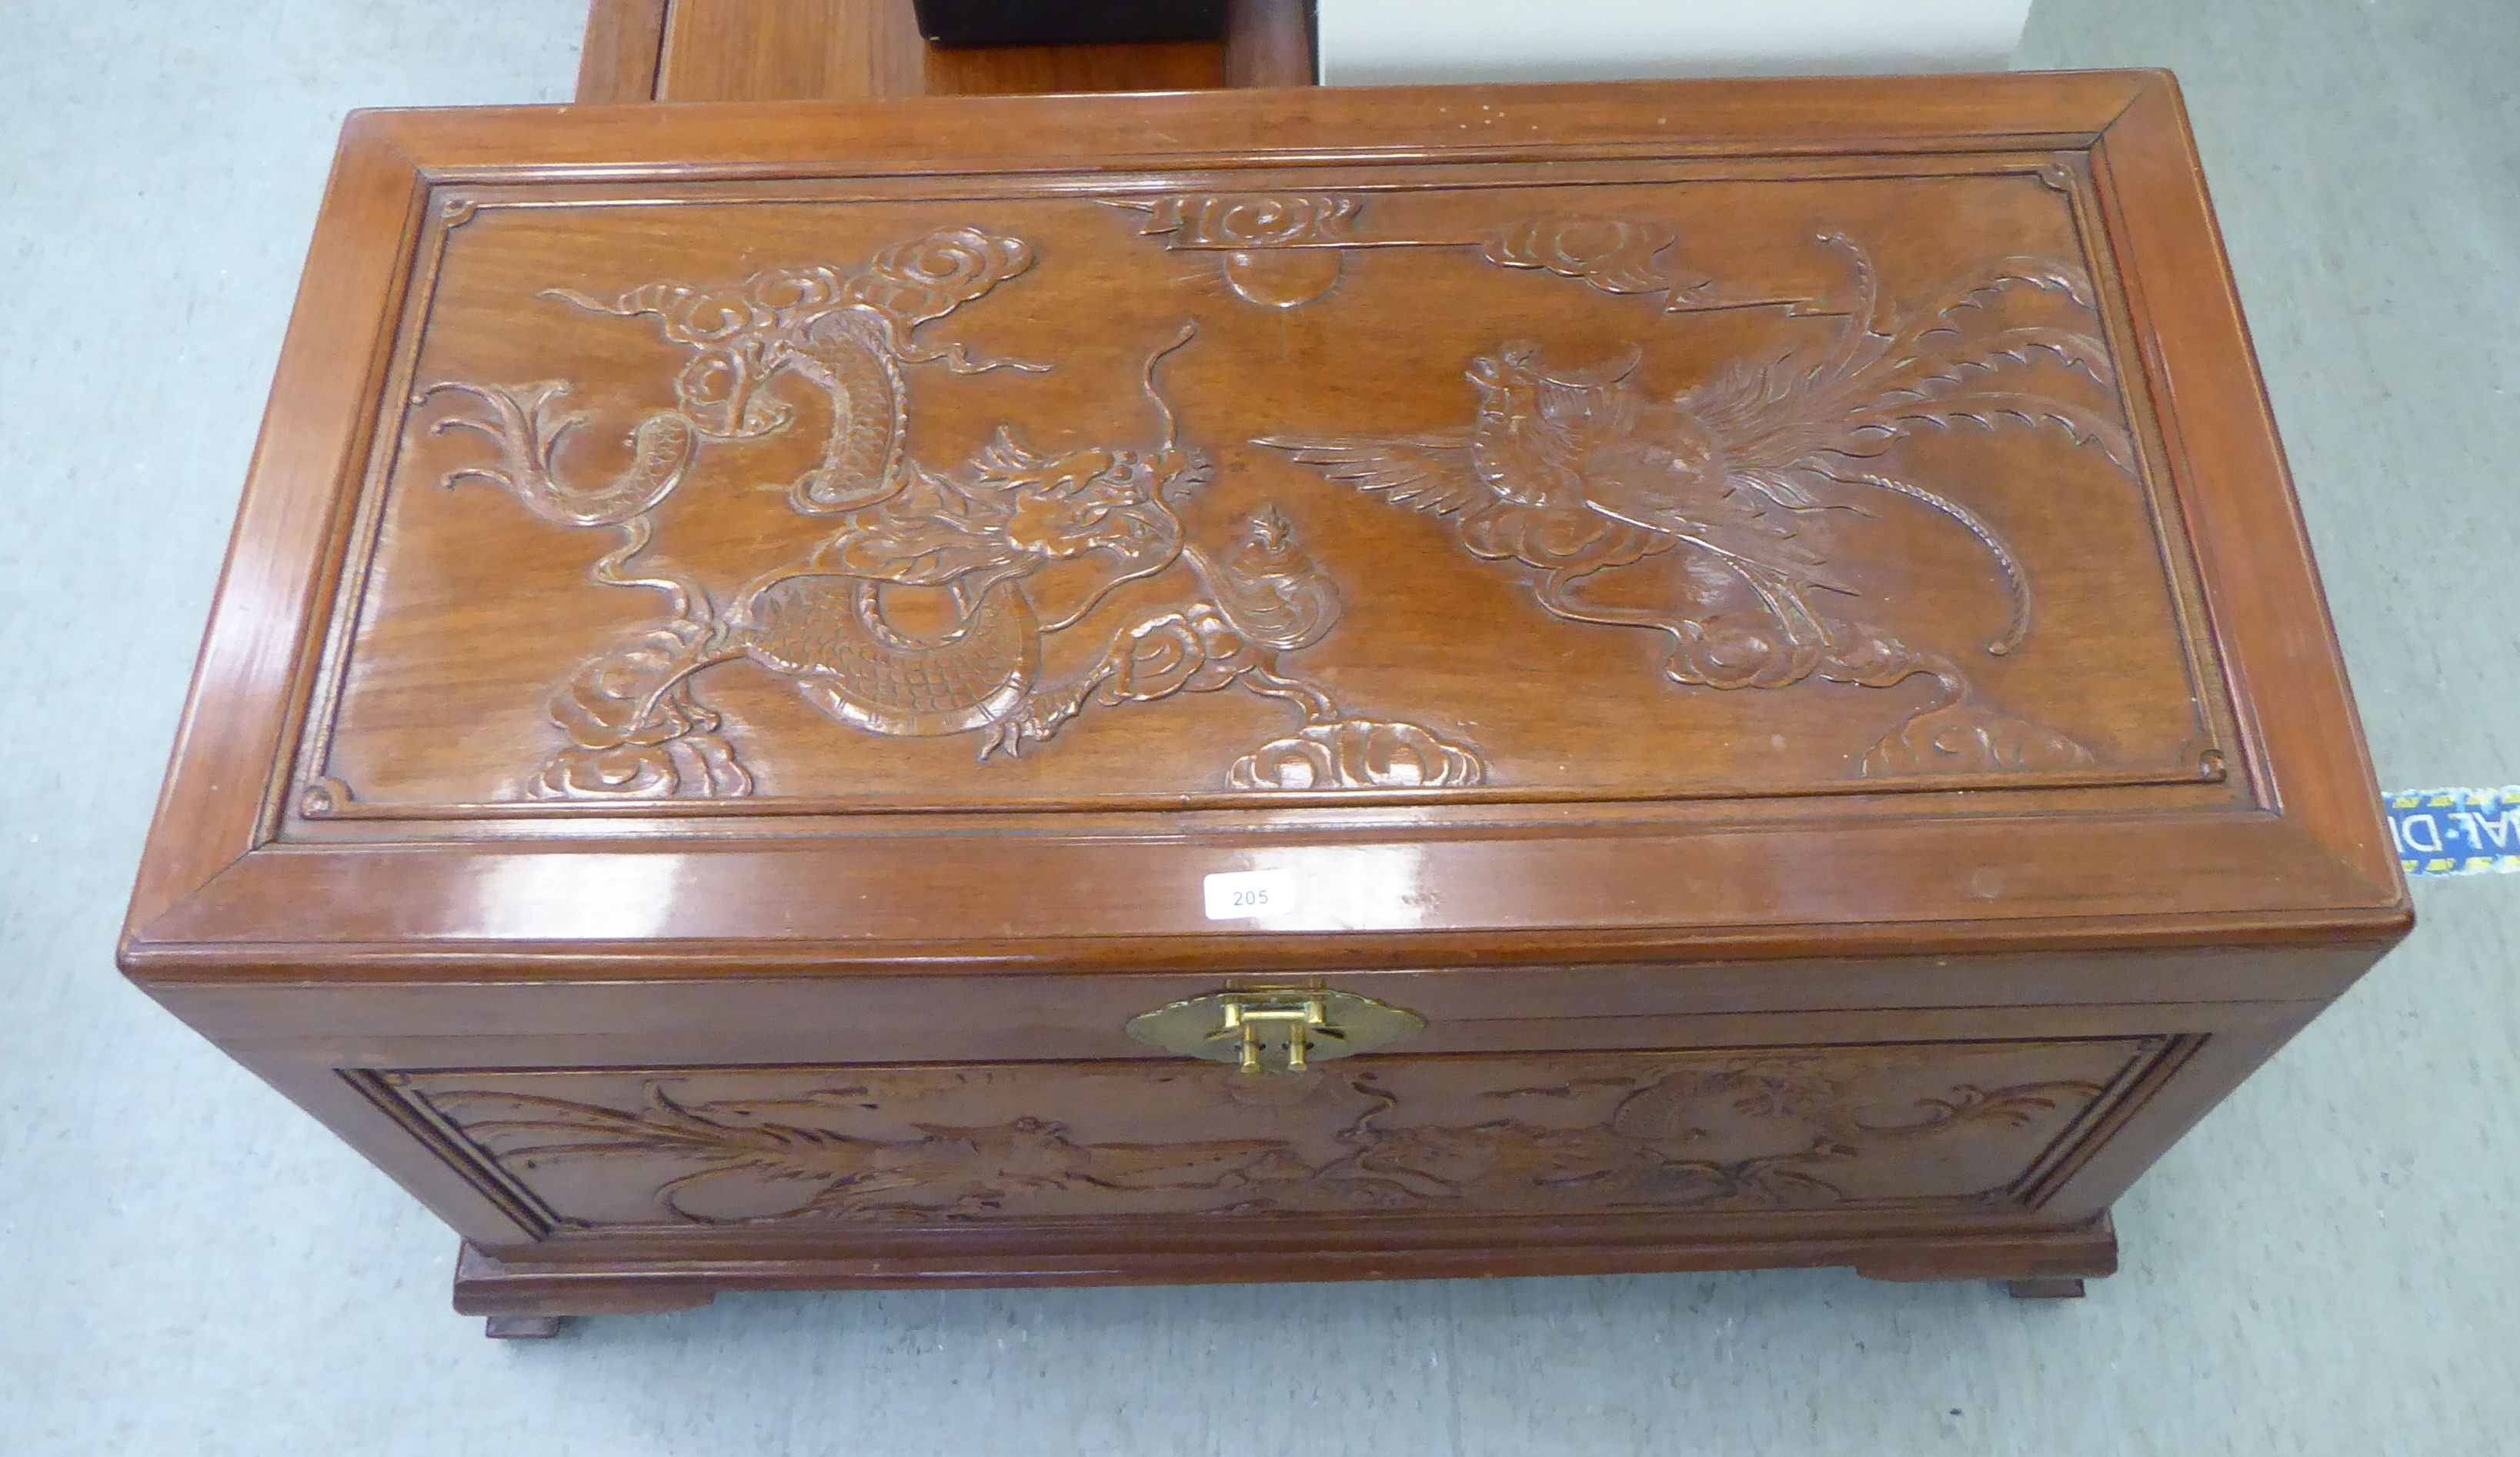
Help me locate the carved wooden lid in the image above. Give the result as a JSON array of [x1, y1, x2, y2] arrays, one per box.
[[122, 75, 2406, 969]]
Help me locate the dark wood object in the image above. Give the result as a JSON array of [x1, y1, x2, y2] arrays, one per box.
[[121, 73, 2408, 1336], [909, 0, 1226, 48], [579, 0, 1311, 104]]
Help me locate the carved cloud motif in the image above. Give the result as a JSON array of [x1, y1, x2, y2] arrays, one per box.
[[1123, 192, 1365, 309]]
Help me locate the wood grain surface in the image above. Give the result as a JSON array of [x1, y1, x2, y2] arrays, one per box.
[[115, 73, 2408, 1319], [575, 0, 670, 104]]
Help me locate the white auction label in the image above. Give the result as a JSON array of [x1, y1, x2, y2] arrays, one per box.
[[1203, 868, 1297, 921]]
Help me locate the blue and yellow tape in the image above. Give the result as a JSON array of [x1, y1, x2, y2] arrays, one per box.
[[2385, 786, 2520, 878]]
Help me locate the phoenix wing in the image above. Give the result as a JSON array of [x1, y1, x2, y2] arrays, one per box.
[[1250, 433, 1490, 516]]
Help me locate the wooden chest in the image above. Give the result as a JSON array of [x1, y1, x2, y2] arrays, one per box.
[[122, 71, 2410, 1332]]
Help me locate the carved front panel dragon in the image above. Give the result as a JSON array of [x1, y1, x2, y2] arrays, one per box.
[[411, 226, 1483, 800], [383, 1038, 2156, 1231]]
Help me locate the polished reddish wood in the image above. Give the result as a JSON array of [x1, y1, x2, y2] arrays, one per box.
[[122, 73, 2407, 1331], [450, 1215, 2125, 1318], [1222, 0, 1313, 88], [576, 0, 671, 104]]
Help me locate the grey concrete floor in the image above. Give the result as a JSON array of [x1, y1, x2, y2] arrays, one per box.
[[2, 2, 2514, 1453]]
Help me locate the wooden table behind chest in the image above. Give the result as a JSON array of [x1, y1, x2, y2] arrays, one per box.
[[122, 72, 2408, 1332]]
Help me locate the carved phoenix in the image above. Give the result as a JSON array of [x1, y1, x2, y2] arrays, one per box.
[[1259, 232, 2139, 775]]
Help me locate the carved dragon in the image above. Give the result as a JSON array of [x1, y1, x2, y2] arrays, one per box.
[[417, 227, 1481, 799]]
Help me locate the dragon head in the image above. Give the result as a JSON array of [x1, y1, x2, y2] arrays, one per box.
[[976, 433, 1204, 569], [984, 318, 1213, 566]]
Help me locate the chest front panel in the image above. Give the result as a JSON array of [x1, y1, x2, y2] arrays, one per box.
[[375, 1036, 2167, 1234]]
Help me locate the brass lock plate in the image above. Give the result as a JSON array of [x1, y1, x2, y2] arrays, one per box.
[[1125, 990, 1425, 1074]]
